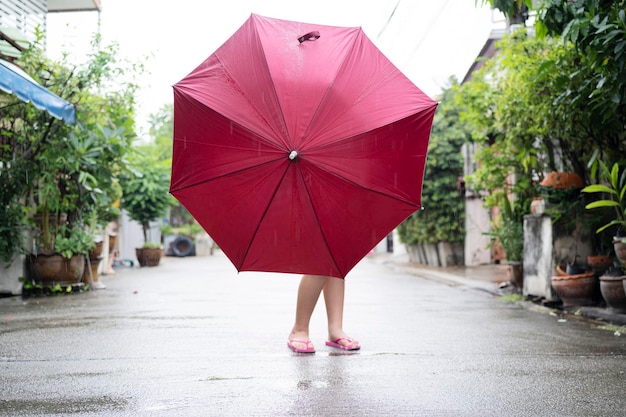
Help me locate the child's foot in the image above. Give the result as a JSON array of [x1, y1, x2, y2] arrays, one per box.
[[326, 334, 360, 350], [287, 339, 315, 353], [287, 331, 315, 353]]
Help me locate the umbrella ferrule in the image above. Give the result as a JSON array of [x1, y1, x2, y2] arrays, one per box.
[[289, 150, 298, 160], [298, 31, 320, 43]]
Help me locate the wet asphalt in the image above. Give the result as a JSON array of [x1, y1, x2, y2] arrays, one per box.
[[0, 252, 625, 417]]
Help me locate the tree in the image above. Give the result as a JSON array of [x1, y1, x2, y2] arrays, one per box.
[[120, 149, 171, 244], [147, 103, 195, 227], [477, 0, 533, 24], [398, 78, 466, 246], [0, 34, 140, 261], [537, 0, 626, 119], [478, 0, 626, 165]]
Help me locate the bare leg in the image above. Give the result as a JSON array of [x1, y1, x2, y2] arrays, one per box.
[[288, 275, 329, 350], [324, 277, 359, 348]]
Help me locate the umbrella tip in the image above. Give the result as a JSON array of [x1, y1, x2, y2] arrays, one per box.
[[289, 150, 298, 160], [298, 31, 320, 44]]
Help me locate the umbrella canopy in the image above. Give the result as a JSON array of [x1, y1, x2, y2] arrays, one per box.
[[171, 14, 437, 278]]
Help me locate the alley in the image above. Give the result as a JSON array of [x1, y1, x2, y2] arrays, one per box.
[[0, 253, 624, 416]]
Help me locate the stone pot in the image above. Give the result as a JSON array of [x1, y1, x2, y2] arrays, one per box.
[[613, 239, 626, 265], [599, 275, 626, 313], [551, 271, 597, 307]]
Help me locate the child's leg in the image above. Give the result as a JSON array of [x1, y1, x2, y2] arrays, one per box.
[[288, 275, 328, 349], [323, 277, 359, 348]]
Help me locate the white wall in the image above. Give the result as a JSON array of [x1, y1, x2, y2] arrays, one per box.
[[465, 198, 492, 266]]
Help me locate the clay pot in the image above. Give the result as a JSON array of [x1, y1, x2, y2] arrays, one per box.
[[587, 255, 613, 275], [613, 239, 626, 265], [507, 261, 523, 288], [539, 172, 584, 189], [82, 257, 106, 289], [599, 275, 626, 313], [108, 234, 118, 254], [551, 270, 597, 307], [136, 247, 162, 267], [30, 253, 86, 286], [89, 241, 104, 260]]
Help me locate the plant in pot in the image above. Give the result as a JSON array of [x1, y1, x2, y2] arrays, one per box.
[[120, 151, 170, 267], [26, 132, 96, 288], [581, 159, 626, 312], [486, 195, 525, 289], [26, 126, 131, 288], [533, 173, 603, 307], [2, 39, 139, 293]]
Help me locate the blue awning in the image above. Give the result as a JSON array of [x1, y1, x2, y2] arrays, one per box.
[[0, 59, 76, 124]]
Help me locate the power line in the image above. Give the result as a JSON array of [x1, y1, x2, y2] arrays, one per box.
[[402, 0, 451, 67], [377, 0, 402, 40]]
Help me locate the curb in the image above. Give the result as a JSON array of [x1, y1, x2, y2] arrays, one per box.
[[383, 259, 626, 329]]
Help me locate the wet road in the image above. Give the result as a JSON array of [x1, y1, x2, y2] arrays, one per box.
[[1, 253, 625, 416]]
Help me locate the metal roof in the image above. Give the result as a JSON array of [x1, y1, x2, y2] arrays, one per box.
[[47, 0, 101, 12]]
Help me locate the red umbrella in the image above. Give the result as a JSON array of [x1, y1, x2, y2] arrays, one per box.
[[170, 14, 437, 278]]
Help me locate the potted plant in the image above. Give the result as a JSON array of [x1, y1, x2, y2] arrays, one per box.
[[582, 160, 626, 258], [486, 195, 525, 289], [2, 40, 139, 293], [534, 175, 600, 306], [120, 151, 170, 267], [582, 159, 626, 311]]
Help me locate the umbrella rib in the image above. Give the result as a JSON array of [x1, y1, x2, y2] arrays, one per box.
[[174, 88, 291, 153], [297, 32, 407, 150], [170, 156, 285, 193], [209, 36, 293, 150], [303, 106, 437, 155], [237, 160, 293, 271], [309, 160, 422, 209], [296, 162, 344, 276]]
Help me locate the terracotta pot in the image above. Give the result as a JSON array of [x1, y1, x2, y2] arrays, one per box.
[[507, 262, 523, 288], [551, 271, 597, 307], [599, 275, 626, 313], [539, 172, 584, 189], [108, 234, 118, 255], [587, 255, 613, 275], [89, 241, 104, 260], [82, 257, 106, 289], [30, 253, 86, 286], [136, 247, 162, 267]]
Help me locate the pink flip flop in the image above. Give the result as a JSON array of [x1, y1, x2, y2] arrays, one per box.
[[325, 337, 360, 351], [287, 339, 315, 353]]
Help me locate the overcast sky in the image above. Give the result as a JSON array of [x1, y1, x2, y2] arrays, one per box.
[[47, 0, 503, 138]]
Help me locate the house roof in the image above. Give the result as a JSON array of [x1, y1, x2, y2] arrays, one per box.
[[462, 28, 506, 84], [48, 0, 101, 12]]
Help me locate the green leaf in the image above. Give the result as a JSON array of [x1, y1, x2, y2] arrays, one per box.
[[582, 184, 617, 195], [585, 200, 619, 209], [611, 163, 620, 188]]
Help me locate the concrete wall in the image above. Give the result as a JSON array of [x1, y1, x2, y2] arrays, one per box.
[[523, 214, 594, 301], [118, 210, 161, 265], [0, 255, 24, 296], [465, 198, 492, 266]]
